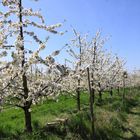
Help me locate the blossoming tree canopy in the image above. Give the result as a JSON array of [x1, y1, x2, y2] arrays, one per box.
[[62, 30, 125, 95]]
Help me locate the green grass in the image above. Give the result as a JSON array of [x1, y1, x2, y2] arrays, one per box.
[[0, 89, 140, 140]]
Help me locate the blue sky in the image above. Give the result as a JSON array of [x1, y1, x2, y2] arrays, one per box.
[[3, 0, 140, 71], [36, 0, 140, 71]]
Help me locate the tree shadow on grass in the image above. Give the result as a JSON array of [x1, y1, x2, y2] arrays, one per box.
[[119, 127, 140, 140]]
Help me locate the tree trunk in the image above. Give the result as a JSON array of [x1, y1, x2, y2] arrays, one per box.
[[117, 86, 120, 94], [98, 82, 102, 102], [92, 88, 95, 104], [122, 78, 125, 105], [23, 107, 32, 133], [19, 0, 32, 133], [91, 74, 94, 103], [110, 87, 113, 96], [76, 87, 80, 111], [99, 90, 102, 101], [87, 68, 95, 139]]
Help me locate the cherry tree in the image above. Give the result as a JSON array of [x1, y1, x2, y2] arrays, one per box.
[[0, 0, 65, 133], [82, 31, 125, 101], [63, 29, 89, 111], [96, 55, 125, 100]]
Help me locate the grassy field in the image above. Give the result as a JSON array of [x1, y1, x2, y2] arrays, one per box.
[[0, 88, 140, 140]]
